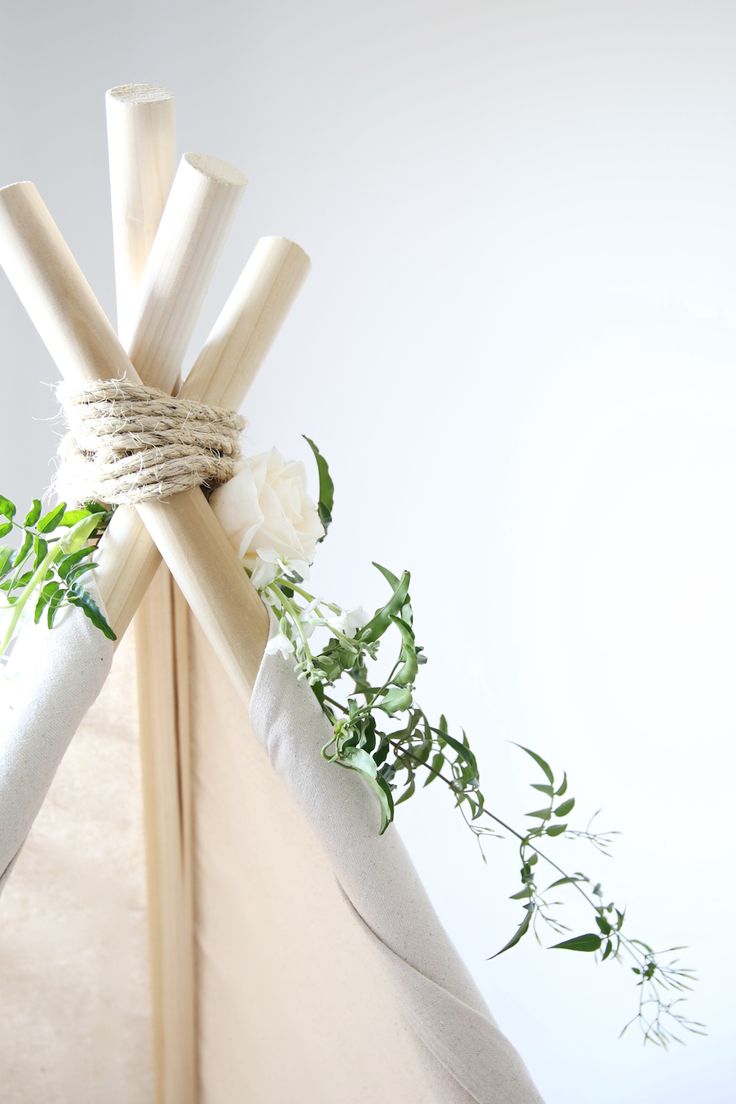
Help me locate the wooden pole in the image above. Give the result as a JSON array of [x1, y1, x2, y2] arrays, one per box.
[[0, 180, 268, 700], [106, 83, 176, 345], [127, 152, 246, 393], [93, 235, 310, 631], [181, 235, 310, 406], [106, 83, 196, 1104]]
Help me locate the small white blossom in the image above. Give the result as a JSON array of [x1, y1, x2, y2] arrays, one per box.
[[264, 632, 295, 661], [250, 550, 280, 591], [329, 606, 370, 638]]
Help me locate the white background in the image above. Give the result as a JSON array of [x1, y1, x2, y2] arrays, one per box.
[[1, 1, 735, 1100]]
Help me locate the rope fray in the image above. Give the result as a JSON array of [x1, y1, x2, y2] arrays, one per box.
[[55, 378, 245, 506]]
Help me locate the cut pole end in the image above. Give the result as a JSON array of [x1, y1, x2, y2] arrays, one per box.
[[0, 180, 35, 195], [257, 236, 311, 265], [183, 153, 246, 189], [106, 83, 174, 105]]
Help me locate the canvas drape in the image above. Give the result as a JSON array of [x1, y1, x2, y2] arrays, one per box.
[[0, 605, 542, 1103]]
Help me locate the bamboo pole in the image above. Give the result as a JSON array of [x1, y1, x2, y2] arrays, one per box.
[[106, 83, 196, 1104], [0, 180, 268, 700]]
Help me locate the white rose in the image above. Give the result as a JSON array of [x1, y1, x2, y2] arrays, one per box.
[[210, 448, 324, 587]]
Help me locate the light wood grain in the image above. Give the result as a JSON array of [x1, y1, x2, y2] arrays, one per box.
[[181, 235, 310, 406], [127, 152, 246, 394], [106, 83, 176, 345], [0, 180, 267, 700], [92, 235, 310, 632], [106, 85, 196, 1104]]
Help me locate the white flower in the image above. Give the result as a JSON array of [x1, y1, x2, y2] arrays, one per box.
[[264, 632, 295, 660], [329, 606, 370, 638], [210, 448, 324, 582], [249, 550, 281, 591]]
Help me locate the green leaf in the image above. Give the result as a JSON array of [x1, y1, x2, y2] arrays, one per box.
[[395, 775, 416, 806], [378, 687, 413, 715], [47, 587, 66, 628], [546, 874, 588, 890], [13, 531, 33, 571], [373, 563, 401, 589], [339, 747, 378, 777], [59, 503, 107, 528], [545, 823, 567, 837], [33, 537, 49, 569], [526, 808, 552, 820], [34, 581, 61, 623], [0, 520, 12, 539], [59, 512, 102, 553], [596, 915, 613, 936], [0, 494, 16, 520], [554, 797, 575, 818], [37, 503, 67, 534], [373, 776, 395, 833], [435, 728, 479, 775], [530, 782, 554, 795], [0, 546, 11, 578], [552, 933, 602, 953], [555, 772, 568, 797], [64, 562, 97, 585], [58, 547, 94, 580], [67, 586, 117, 640], [360, 567, 411, 644], [423, 751, 445, 786], [303, 436, 334, 540], [391, 615, 418, 687], [513, 744, 554, 784], [24, 499, 42, 526], [489, 905, 533, 958]]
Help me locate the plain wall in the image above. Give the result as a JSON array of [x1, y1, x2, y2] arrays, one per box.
[[1, 1, 734, 1100]]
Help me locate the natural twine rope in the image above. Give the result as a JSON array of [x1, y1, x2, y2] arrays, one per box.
[[55, 378, 244, 506]]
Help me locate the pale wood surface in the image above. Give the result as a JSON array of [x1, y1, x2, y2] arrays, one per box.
[[106, 85, 197, 1104], [128, 152, 246, 394], [85, 235, 309, 634], [182, 235, 310, 406], [134, 568, 196, 1104], [106, 84, 176, 346], [0, 180, 268, 700]]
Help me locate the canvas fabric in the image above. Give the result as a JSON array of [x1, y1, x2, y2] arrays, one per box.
[[0, 602, 542, 1103]]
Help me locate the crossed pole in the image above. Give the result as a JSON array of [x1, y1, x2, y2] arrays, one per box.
[[0, 85, 309, 1104], [0, 88, 308, 701]]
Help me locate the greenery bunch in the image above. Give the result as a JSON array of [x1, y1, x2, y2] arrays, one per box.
[[0, 495, 114, 657]]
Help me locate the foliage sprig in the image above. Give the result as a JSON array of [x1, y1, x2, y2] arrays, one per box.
[[0, 494, 115, 657], [258, 441, 704, 1048]]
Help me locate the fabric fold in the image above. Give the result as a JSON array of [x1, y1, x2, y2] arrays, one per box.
[[0, 597, 114, 887], [250, 646, 544, 1104], [1, 597, 543, 1103]]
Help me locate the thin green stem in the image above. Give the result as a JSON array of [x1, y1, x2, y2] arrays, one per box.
[[268, 583, 315, 665], [0, 544, 59, 656]]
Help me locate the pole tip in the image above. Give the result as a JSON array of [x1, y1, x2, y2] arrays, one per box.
[[106, 83, 174, 105]]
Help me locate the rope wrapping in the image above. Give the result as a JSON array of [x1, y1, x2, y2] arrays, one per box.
[[55, 379, 244, 506]]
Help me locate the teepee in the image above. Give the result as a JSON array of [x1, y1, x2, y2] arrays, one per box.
[[0, 84, 541, 1104]]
